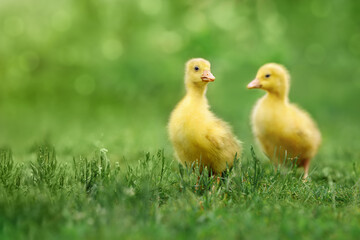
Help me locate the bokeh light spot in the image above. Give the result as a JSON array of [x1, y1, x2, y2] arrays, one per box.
[[263, 14, 285, 44], [152, 30, 182, 54], [52, 10, 72, 32], [184, 11, 207, 33], [139, 0, 162, 16], [210, 2, 237, 31], [101, 38, 123, 61]]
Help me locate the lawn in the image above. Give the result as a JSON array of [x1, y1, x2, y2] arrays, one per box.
[[0, 0, 360, 239]]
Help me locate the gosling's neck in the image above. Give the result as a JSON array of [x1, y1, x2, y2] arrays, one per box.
[[264, 77, 290, 104], [185, 82, 208, 101], [264, 89, 289, 105]]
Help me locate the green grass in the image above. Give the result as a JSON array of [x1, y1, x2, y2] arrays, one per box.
[[0, 0, 360, 239], [0, 145, 359, 239]]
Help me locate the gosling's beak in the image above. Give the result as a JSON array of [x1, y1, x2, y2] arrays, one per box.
[[247, 78, 262, 89], [201, 70, 215, 82]]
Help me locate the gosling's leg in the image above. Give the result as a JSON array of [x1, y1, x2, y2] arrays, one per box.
[[302, 158, 311, 180]]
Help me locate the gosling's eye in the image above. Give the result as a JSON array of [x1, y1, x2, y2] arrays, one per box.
[[265, 74, 271, 78], [194, 66, 199, 71]]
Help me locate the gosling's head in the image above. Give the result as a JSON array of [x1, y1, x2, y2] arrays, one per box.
[[185, 58, 215, 87], [247, 63, 290, 98]]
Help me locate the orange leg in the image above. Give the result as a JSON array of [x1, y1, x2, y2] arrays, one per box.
[[302, 158, 311, 180]]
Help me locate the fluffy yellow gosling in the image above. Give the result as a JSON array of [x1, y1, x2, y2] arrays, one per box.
[[168, 58, 242, 174], [247, 63, 321, 179]]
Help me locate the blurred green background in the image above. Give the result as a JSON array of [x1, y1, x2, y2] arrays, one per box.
[[0, 0, 359, 164]]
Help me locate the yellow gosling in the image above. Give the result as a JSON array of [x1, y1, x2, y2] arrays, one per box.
[[247, 63, 321, 179], [168, 58, 242, 174]]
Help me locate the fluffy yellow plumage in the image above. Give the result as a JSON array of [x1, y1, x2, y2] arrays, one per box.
[[247, 63, 321, 179], [168, 58, 242, 174]]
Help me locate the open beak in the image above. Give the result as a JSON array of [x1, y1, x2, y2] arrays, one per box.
[[201, 70, 215, 82], [247, 78, 262, 89]]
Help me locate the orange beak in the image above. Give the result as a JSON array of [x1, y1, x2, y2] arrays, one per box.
[[247, 78, 262, 89], [201, 70, 215, 82]]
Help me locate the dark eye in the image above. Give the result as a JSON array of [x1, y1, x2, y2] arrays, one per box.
[[194, 66, 199, 71], [265, 74, 271, 78]]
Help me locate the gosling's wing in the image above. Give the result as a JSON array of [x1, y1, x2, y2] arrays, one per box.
[[290, 104, 322, 146], [204, 118, 241, 151]]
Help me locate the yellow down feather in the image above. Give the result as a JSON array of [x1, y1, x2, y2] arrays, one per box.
[[168, 58, 242, 174], [248, 63, 321, 178]]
